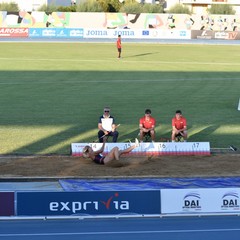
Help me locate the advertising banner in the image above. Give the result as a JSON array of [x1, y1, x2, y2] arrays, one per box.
[[161, 188, 240, 214], [29, 28, 84, 38], [17, 190, 161, 216], [192, 30, 240, 40], [71, 142, 210, 156], [84, 28, 191, 39], [0, 28, 28, 37], [0, 192, 15, 216]]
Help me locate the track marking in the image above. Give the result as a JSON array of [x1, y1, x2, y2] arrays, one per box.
[[1, 228, 240, 237], [0, 78, 239, 85], [0, 57, 240, 66]]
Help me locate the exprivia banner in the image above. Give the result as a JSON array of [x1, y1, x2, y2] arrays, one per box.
[[17, 191, 161, 216]]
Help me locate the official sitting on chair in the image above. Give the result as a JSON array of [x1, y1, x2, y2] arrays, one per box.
[[98, 107, 119, 143], [139, 109, 156, 142], [171, 110, 187, 142]]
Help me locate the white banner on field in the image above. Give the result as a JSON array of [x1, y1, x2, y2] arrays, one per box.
[[83, 28, 191, 39], [161, 188, 240, 214], [71, 142, 210, 156]]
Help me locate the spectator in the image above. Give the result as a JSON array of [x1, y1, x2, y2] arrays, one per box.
[[139, 109, 156, 142], [171, 110, 187, 142], [98, 107, 119, 142]]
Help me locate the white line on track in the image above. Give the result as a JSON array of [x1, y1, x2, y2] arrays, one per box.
[[1, 228, 240, 237], [0, 57, 240, 66], [0, 78, 239, 85]]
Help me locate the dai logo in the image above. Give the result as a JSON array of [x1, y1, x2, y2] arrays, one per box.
[[182, 192, 201, 211], [221, 192, 240, 210], [101, 192, 129, 210]]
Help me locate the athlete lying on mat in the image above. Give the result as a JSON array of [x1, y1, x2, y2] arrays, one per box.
[[82, 138, 140, 165]]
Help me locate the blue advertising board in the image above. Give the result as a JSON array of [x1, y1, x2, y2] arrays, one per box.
[[29, 28, 84, 38], [17, 190, 160, 216], [0, 192, 14, 216]]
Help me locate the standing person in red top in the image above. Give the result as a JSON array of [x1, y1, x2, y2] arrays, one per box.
[[171, 110, 187, 142], [116, 34, 122, 58], [139, 109, 156, 142]]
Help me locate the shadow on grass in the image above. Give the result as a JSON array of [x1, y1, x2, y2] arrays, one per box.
[[190, 125, 220, 142], [124, 52, 160, 58], [0, 70, 239, 154]]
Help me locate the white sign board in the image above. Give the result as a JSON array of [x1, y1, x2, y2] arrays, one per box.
[[71, 142, 210, 156], [83, 28, 191, 39], [161, 188, 240, 214]]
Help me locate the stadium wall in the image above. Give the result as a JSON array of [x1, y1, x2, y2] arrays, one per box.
[[1, 12, 240, 40], [1, 188, 240, 217], [0, 12, 239, 31]]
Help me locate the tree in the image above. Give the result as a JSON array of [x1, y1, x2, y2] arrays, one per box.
[[208, 4, 235, 15], [0, 2, 19, 11], [76, 0, 103, 12], [97, 0, 122, 12], [168, 3, 191, 14]]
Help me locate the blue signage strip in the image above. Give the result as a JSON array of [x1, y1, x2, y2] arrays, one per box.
[[17, 191, 160, 216], [29, 28, 84, 38]]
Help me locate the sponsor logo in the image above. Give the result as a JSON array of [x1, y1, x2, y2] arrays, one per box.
[[179, 31, 186, 36], [42, 29, 56, 37], [56, 30, 67, 37], [0, 28, 28, 34], [86, 30, 108, 36], [30, 30, 40, 36], [182, 192, 201, 211], [215, 31, 228, 39], [85, 30, 134, 37], [70, 29, 83, 37], [49, 192, 130, 214], [142, 30, 149, 36], [0, 28, 28, 37], [114, 30, 134, 37], [221, 192, 240, 210], [215, 31, 238, 40], [228, 32, 238, 40], [197, 30, 212, 39]]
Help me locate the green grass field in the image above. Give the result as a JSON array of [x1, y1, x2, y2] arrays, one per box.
[[0, 42, 239, 154]]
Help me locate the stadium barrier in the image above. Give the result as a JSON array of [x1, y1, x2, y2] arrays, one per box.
[[1, 187, 240, 217], [71, 142, 210, 156], [1, 27, 240, 40]]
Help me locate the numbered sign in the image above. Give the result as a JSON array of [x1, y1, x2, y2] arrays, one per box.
[[71, 142, 210, 156]]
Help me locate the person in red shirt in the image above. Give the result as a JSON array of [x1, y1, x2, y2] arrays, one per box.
[[171, 110, 187, 142], [116, 35, 122, 58], [139, 109, 156, 142]]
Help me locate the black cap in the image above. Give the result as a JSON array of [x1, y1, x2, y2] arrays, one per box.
[[176, 110, 182, 114], [145, 109, 151, 114]]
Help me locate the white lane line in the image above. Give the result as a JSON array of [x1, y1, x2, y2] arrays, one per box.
[[0, 57, 240, 66], [1, 228, 240, 237], [0, 78, 239, 85]]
